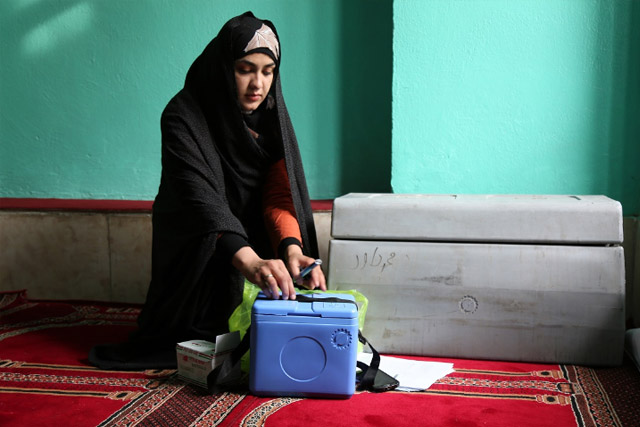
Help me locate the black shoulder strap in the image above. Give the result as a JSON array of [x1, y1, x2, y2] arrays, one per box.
[[357, 331, 379, 390], [357, 331, 399, 392], [293, 294, 358, 307], [207, 330, 250, 392]]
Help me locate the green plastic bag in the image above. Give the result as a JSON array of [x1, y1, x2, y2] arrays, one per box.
[[228, 280, 369, 373]]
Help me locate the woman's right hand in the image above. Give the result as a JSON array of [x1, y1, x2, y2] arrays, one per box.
[[283, 244, 326, 291], [231, 246, 296, 300]]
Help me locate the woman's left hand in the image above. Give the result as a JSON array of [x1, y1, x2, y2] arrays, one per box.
[[284, 245, 327, 291]]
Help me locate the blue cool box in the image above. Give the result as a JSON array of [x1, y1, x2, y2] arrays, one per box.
[[249, 292, 359, 398]]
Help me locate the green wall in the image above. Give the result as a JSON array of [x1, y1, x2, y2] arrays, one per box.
[[393, 0, 640, 215], [0, 0, 392, 200]]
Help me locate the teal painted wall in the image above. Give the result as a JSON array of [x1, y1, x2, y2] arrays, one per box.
[[3, 0, 638, 215], [393, 0, 640, 215], [0, 0, 392, 200]]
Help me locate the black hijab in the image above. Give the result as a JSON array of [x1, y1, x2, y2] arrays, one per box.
[[156, 12, 316, 245], [89, 12, 318, 370]]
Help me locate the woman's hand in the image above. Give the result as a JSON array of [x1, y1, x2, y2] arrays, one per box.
[[232, 246, 296, 300], [284, 244, 327, 291]]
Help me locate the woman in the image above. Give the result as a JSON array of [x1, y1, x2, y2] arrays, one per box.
[[90, 12, 326, 370]]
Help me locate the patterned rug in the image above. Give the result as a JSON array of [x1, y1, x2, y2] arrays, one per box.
[[1, 290, 638, 426]]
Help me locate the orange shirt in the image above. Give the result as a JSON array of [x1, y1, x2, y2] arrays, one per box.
[[262, 158, 302, 253]]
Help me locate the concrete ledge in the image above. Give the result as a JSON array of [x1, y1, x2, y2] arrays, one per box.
[[0, 210, 332, 304], [1, 208, 638, 328]]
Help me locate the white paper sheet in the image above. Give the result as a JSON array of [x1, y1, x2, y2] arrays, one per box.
[[357, 353, 454, 392]]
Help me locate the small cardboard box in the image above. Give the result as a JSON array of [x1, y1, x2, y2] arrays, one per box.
[[176, 332, 240, 388]]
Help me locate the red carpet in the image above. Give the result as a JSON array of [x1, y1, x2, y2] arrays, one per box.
[[1, 290, 638, 426]]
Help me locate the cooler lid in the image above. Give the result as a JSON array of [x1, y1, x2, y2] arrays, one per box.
[[252, 292, 357, 319]]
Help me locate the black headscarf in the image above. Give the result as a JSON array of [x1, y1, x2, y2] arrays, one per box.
[[89, 12, 318, 370]]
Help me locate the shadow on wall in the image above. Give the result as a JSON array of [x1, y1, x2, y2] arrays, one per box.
[[338, 0, 392, 195]]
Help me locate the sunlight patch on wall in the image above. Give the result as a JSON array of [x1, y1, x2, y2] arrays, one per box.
[[22, 2, 93, 57], [14, 0, 45, 9]]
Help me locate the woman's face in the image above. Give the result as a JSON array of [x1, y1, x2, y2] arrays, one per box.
[[234, 53, 276, 112]]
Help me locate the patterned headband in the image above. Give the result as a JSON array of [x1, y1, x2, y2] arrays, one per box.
[[244, 24, 280, 60]]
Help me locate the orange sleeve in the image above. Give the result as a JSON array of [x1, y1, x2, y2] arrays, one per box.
[[262, 158, 302, 253]]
